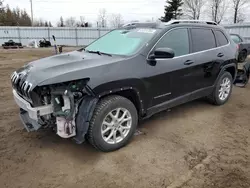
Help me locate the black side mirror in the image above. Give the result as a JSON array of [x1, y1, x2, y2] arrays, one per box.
[[154, 48, 175, 59], [147, 54, 157, 66]]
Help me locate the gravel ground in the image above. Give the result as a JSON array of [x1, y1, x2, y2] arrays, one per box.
[[0, 48, 250, 188]]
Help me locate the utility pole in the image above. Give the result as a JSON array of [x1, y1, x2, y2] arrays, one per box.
[[30, 0, 34, 26]]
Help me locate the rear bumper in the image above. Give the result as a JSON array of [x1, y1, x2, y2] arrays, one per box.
[[13, 89, 53, 131]]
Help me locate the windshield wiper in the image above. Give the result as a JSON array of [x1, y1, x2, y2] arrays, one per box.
[[86, 50, 112, 57]]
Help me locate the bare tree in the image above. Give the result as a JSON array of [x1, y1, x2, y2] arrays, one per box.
[[76, 16, 85, 27], [33, 18, 45, 26], [80, 16, 85, 24], [97, 8, 107, 27], [232, 0, 248, 23], [236, 11, 246, 23], [210, 0, 228, 23], [65, 17, 76, 27], [183, 0, 205, 19], [109, 13, 123, 28]]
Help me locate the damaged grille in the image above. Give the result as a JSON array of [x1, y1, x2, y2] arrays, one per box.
[[11, 72, 32, 102]]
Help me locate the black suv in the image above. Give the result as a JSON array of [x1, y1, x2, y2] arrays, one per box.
[[11, 20, 238, 152]]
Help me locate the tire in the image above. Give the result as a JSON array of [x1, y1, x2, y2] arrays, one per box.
[[87, 95, 138, 152], [207, 71, 233, 105], [238, 50, 247, 63]]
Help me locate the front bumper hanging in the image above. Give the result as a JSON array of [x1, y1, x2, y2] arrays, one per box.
[[13, 89, 53, 131]]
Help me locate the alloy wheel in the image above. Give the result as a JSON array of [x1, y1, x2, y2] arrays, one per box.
[[101, 108, 132, 144], [218, 77, 231, 101]]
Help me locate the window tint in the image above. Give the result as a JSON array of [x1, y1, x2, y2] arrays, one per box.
[[155, 28, 189, 57], [214, 30, 228, 46], [191, 28, 216, 52], [230, 34, 242, 44]]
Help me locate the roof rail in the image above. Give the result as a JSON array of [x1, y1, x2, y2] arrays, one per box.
[[121, 22, 159, 29], [166, 20, 217, 25]]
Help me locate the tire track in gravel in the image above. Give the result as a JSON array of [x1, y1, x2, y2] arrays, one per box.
[[173, 91, 250, 188]]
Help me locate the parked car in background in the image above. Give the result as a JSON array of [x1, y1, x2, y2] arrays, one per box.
[[230, 33, 250, 62]]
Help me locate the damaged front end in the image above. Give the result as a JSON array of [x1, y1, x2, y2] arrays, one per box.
[[12, 76, 98, 143]]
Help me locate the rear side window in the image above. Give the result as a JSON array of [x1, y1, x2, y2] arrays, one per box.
[[155, 28, 189, 57], [214, 30, 228, 46], [191, 28, 216, 52], [230, 34, 242, 44]]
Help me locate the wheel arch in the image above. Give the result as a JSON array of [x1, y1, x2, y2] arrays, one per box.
[[217, 63, 237, 84], [225, 66, 237, 81], [91, 78, 148, 117], [241, 48, 247, 53], [98, 88, 145, 117]]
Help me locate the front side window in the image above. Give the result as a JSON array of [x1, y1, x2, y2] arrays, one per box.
[[191, 28, 216, 52], [155, 28, 189, 57], [214, 30, 228, 46], [85, 28, 159, 56], [230, 34, 242, 44]]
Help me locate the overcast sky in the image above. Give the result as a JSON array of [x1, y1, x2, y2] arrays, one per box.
[[4, 0, 166, 25], [3, 0, 250, 26]]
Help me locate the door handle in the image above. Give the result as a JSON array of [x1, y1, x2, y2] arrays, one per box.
[[217, 53, 224, 57], [184, 60, 194, 65]]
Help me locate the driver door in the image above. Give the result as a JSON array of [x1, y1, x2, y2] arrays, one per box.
[[145, 28, 196, 107]]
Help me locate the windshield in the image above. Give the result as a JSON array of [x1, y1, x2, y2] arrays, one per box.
[[85, 28, 158, 56]]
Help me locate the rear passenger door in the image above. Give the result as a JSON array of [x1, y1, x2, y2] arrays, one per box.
[[189, 28, 221, 91]]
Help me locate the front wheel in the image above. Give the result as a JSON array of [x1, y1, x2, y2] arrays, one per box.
[[207, 71, 233, 105], [87, 95, 138, 152]]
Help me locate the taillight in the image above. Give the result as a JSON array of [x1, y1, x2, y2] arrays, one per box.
[[236, 44, 240, 51], [236, 44, 240, 61]]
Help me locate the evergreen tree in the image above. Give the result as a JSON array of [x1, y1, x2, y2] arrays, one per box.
[[38, 19, 44, 26], [0, 0, 4, 12], [0, 3, 32, 26], [20, 9, 31, 26], [45, 21, 48, 27], [0, 1, 4, 25], [48, 21, 52, 27], [5, 5, 14, 25], [59, 16, 64, 27], [160, 0, 183, 22]]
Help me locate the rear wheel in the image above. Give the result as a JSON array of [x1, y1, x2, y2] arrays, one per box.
[[207, 71, 233, 105], [87, 95, 138, 152]]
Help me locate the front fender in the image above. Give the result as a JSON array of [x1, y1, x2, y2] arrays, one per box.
[[91, 78, 148, 114]]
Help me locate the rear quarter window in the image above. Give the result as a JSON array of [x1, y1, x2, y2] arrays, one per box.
[[191, 28, 216, 52], [230, 34, 242, 44], [214, 30, 228, 46]]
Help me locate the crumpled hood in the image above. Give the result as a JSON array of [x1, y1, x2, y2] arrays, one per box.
[[16, 50, 124, 89]]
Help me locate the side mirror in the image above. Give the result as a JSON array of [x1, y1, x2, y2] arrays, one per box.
[[154, 48, 175, 59]]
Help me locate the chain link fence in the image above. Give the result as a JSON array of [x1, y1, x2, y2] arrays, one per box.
[[224, 24, 250, 42], [0, 24, 249, 47], [0, 26, 111, 46]]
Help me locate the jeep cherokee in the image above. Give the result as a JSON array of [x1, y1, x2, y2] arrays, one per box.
[[11, 20, 238, 152]]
